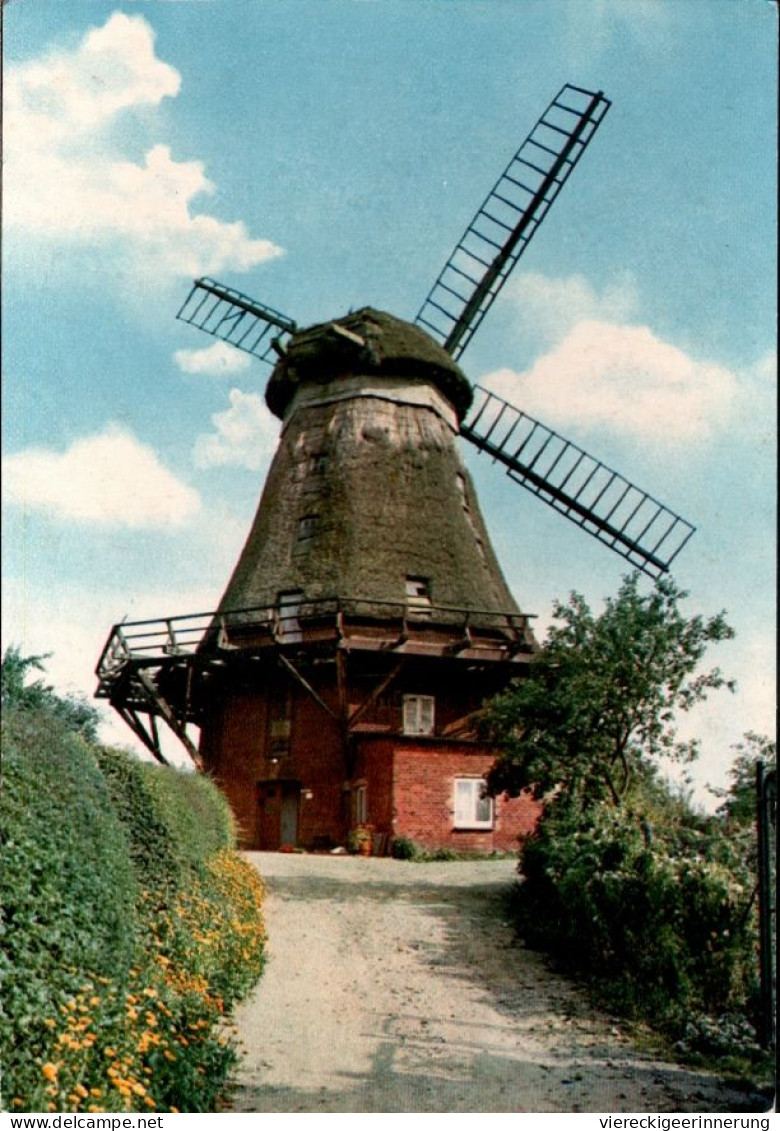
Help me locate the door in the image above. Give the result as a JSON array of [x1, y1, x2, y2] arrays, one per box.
[[257, 781, 299, 849], [280, 787, 299, 846]]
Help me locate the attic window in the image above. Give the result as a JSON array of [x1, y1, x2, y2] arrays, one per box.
[[298, 514, 319, 542], [308, 453, 328, 475], [405, 576, 432, 618]]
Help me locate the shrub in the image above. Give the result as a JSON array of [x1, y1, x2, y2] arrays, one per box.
[[514, 804, 758, 1034], [390, 836, 419, 860], [1, 709, 265, 1113], [0, 709, 138, 1110]]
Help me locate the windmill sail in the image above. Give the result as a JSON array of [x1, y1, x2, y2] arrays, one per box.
[[177, 277, 297, 362], [415, 84, 611, 360], [461, 385, 695, 578]]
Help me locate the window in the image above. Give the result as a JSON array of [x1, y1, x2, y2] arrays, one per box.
[[297, 514, 319, 542], [454, 778, 494, 829], [403, 694, 435, 736], [405, 575, 432, 618], [309, 452, 328, 475]]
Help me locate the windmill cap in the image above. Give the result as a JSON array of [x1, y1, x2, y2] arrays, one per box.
[[265, 308, 473, 421]]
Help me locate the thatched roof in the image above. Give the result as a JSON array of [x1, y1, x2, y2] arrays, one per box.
[[266, 308, 473, 421]]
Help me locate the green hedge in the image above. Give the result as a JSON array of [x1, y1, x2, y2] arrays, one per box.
[[1, 708, 265, 1114], [1, 711, 138, 1100]]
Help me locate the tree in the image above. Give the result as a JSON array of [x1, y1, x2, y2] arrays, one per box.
[[1, 644, 100, 741], [712, 732, 777, 827], [483, 574, 734, 813]]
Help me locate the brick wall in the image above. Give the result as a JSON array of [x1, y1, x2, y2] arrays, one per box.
[[358, 735, 540, 853]]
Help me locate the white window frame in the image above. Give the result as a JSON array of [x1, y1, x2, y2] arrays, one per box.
[[402, 694, 435, 736], [453, 778, 494, 830]]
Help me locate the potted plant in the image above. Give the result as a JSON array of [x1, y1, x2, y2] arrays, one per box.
[[347, 823, 375, 856]]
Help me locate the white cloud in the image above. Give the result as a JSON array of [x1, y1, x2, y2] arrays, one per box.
[[193, 388, 279, 471], [2, 424, 201, 527], [5, 12, 282, 278], [482, 319, 737, 445], [506, 271, 640, 345], [5, 12, 181, 143], [174, 341, 253, 376]]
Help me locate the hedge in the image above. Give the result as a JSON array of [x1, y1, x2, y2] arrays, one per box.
[[0, 707, 265, 1113], [515, 804, 759, 1035]]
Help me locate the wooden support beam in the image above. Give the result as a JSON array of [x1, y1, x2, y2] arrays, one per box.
[[335, 647, 349, 724], [277, 653, 339, 721], [136, 668, 204, 770], [347, 659, 405, 731], [114, 705, 170, 766]]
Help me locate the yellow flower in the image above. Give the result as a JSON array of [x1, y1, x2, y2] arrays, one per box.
[[90, 1088, 103, 1098], [42, 1063, 59, 1082], [132, 1083, 147, 1097], [75, 1084, 89, 1098]]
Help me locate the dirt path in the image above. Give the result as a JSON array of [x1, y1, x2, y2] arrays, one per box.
[[228, 852, 760, 1113]]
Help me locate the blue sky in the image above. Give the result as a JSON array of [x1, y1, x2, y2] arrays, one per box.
[[3, 0, 776, 804]]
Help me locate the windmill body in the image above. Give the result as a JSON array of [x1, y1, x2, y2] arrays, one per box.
[[96, 84, 695, 852]]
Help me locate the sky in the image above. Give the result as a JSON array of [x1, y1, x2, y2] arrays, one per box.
[[3, 0, 777, 807]]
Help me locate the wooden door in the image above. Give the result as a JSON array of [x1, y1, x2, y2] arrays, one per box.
[[257, 782, 299, 849], [280, 786, 299, 847]]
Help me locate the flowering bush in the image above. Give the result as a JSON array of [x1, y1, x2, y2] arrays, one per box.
[[1, 708, 265, 1113]]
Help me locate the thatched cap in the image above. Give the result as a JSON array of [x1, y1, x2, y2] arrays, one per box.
[[266, 308, 473, 421]]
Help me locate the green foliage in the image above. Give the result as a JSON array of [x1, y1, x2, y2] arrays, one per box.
[[96, 747, 234, 889], [483, 574, 734, 812], [1, 645, 101, 742], [390, 836, 421, 860], [712, 732, 776, 827], [1, 704, 265, 1114], [1, 709, 138, 1108], [480, 579, 765, 1046], [515, 800, 758, 1034]]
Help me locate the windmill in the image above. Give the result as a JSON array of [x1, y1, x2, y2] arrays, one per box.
[[97, 85, 695, 853]]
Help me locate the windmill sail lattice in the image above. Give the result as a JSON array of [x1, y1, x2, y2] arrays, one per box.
[[415, 84, 611, 360], [168, 85, 694, 578], [461, 385, 695, 577], [177, 277, 297, 363]]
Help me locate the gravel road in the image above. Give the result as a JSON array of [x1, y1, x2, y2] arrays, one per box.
[[227, 852, 761, 1114]]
